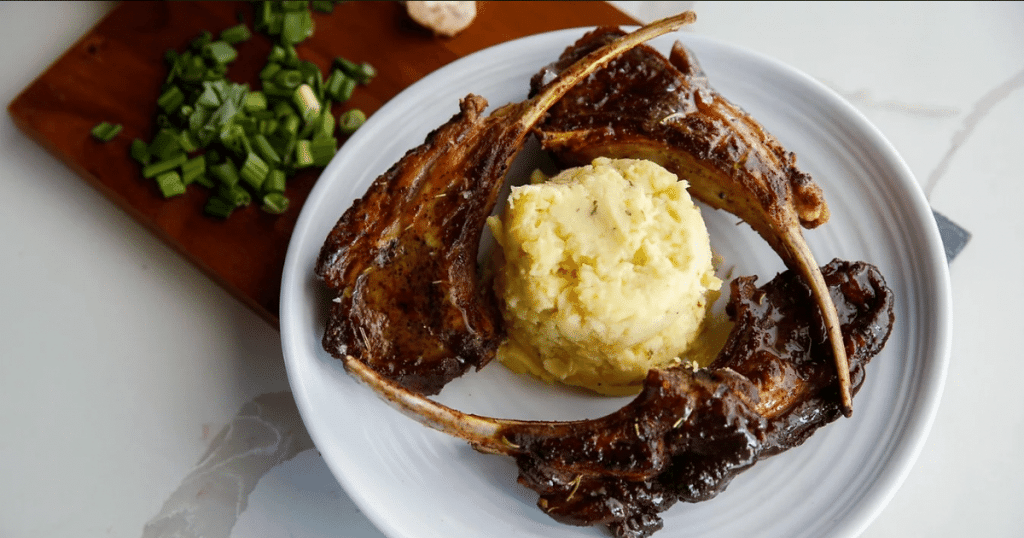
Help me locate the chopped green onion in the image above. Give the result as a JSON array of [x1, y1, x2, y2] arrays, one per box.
[[279, 137, 297, 166], [250, 108, 275, 120], [90, 122, 122, 142], [179, 54, 206, 83], [130, 139, 150, 164], [282, 44, 299, 67], [261, 192, 290, 214], [149, 128, 181, 160], [255, 1, 274, 32], [281, 10, 314, 45], [356, 62, 376, 84], [204, 64, 228, 81], [292, 84, 321, 122], [192, 174, 215, 189], [181, 155, 207, 184], [267, 45, 287, 64], [333, 57, 359, 75], [274, 69, 303, 89], [261, 81, 292, 98], [188, 107, 211, 135], [297, 60, 320, 86], [257, 117, 278, 136], [256, 119, 276, 137], [297, 115, 317, 140], [270, 100, 293, 118], [267, 12, 285, 37], [325, 69, 356, 102], [178, 129, 200, 153], [220, 23, 252, 45], [191, 118, 219, 147], [259, 62, 282, 81], [309, 136, 336, 166], [204, 195, 235, 218], [219, 183, 251, 207], [294, 139, 313, 168], [157, 86, 185, 114], [311, 0, 335, 13], [195, 83, 220, 109], [314, 110, 335, 139], [210, 159, 240, 187], [155, 114, 172, 129], [252, 134, 282, 166], [204, 41, 238, 65], [256, 118, 275, 136], [142, 153, 187, 179], [278, 113, 301, 137], [219, 123, 248, 155], [155, 171, 186, 198], [241, 115, 261, 135], [190, 30, 213, 51], [244, 91, 268, 113], [131, 3, 375, 219], [240, 152, 269, 190], [335, 57, 376, 84], [338, 109, 366, 135], [263, 169, 286, 193], [164, 49, 180, 66]]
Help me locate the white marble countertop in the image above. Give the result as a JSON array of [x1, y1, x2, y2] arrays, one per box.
[[2, 1, 1021, 537]]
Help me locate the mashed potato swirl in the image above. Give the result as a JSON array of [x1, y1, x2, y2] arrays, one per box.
[[488, 157, 721, 395]]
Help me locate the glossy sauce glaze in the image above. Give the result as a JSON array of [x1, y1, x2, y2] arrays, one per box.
[[315, 16, 699, 394], [529, 27, 829, 232], [499, 260, 894, 538], [529, 25, 858, 415]]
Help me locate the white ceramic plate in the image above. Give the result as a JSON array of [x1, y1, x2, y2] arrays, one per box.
[[281, 28, 951, 538]]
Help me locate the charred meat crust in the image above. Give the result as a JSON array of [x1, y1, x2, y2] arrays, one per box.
[[528, 26, 855, 414], [502, 260, 894, 538], [528, 26, 829, 232], [315, 95, 509, 395], [314, 17, 896, 537], [331, 258, 894, 538], [315, 14, 699, 395]]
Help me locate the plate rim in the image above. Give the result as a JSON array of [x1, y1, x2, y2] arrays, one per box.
[[281, 25, 952, 538]]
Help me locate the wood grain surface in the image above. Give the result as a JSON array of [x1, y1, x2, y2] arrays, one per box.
[[7, 1, 637, 325]]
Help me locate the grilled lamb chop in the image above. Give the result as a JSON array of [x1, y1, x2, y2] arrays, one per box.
[[528, 28, 855, 415], [315, 13, 697, 394], [341, 259, 894, 538], [316, 13, 896, 537]]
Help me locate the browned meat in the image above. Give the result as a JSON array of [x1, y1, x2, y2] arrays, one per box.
[[501, 259, 894, 538], [315, 15, 896, 537], [315, 94, 507, 395], [315, 14, 697, 394], [528, 27, 855, 415], [340, 260, 893, 538]]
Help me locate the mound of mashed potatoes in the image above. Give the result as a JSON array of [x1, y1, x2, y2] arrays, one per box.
[[487, 157, 722, 396]]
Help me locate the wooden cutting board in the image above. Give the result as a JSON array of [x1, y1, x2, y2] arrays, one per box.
[[7, 1, 637, 326]]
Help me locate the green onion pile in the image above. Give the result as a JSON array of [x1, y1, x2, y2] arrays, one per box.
[[96, 1, 373, 218]]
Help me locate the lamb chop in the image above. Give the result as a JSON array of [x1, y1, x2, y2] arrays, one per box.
[[315, 12, 698, 395], [528, 28, 855, 415], [315, 13, 896, 536], [340, 259, 894, 538]]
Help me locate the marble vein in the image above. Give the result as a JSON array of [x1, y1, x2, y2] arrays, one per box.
[[924, 67, 1024, 198], [829, 85, 960, 119], [141, 392, 314, 538]]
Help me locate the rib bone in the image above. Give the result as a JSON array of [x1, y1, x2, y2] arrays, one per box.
[[528, 28, 854, 415], [316, 12, 697, 395], [341, 260, 894, 537], [315, 12, 895, 536]]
